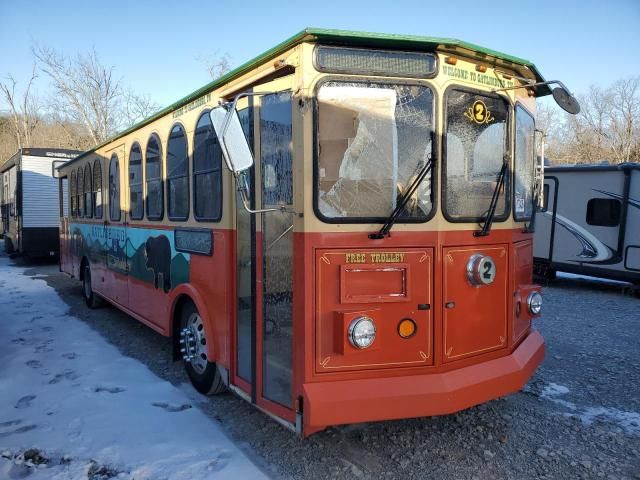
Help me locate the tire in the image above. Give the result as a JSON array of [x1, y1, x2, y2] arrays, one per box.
[[179, 301, 226, 395], [82, 262, 103, 309]]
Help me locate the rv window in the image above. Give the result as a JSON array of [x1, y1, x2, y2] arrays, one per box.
[[109, 154, 121, 221], [145, 134, 164, 220], [129, 143, 144, 220], [93, 159, 103, 219], [586, 198, 621, 227], [514, 105, 535, 221], [167, 123, 189, 221], [193, 111, 222, 221]]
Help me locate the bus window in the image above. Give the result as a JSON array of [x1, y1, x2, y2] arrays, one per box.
[[145, 134, 163, 220], [83, 164, 92, 218], [129, 143, 144, 220], [109, 154, 121, 221], [514, 105, 535, 220], [93, 159, 103, 219], [444, 89, 509, 221], [193, 111, 222, 221], [70, 170, 76, 217], [167, 124, 189, 221], [316, 81, 434, 221], [77, 167, 84, 217]]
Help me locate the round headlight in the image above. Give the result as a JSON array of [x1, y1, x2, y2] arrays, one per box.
[[527, 291, 543, 315], [348, 316, 376, 349]]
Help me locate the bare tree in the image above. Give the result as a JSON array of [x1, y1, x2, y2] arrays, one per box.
[[122, 89, 161, 128], [33, 44, 122, 145], [0, 65, 40, 149], [199, 53, 232, 80]]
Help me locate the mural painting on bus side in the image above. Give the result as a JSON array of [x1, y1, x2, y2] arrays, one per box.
[[69, 223, 190, 291]]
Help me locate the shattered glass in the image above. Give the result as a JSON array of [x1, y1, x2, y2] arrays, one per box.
[[444, 90, 509, 219], [514, 106, 535, 220], [317, 82, 434, 220]]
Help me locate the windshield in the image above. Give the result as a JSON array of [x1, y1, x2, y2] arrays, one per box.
[[514, 105, 535, 220], [444, 89, 509, 221], [316, 81, 434, 221]]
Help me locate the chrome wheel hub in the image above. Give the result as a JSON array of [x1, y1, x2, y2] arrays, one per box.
[[180, 313, 207, 374]]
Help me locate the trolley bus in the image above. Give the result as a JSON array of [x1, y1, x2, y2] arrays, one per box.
[[57, 28, 580, 436]]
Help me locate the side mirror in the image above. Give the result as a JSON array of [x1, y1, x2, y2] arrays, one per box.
[[210, 105, 254, 173], [552, 87, 581, 115]]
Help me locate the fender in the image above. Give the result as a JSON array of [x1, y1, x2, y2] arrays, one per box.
[[167, 283, 220, 365]]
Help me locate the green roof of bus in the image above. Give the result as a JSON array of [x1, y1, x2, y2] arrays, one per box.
[[65, 28, 546, 165]]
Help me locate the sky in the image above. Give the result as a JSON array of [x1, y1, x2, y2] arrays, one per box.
[[0, 0, 639, 112]]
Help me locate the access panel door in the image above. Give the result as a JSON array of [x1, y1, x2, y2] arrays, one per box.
[[443, 245, 508, 362]]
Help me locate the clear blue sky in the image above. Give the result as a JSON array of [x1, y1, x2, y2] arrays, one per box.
[[1, 0, 638, 111]]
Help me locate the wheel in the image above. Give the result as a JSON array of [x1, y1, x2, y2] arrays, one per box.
[[82, 262, 103, 309], [179, 302, 226, 395]]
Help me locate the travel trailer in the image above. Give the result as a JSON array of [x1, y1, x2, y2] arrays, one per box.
[[1, 148, 80, 257], [533, 163, 640, 284]]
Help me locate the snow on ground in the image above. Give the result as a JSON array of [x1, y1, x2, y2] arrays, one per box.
[[0, 256, 268, 480]]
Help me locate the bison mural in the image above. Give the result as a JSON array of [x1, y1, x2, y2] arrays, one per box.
[[144, 234, 172, 293]]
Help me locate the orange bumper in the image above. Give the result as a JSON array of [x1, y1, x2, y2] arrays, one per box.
[[303, 329, 544, 433]]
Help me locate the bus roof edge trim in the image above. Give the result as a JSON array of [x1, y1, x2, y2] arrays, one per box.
[[63, 28, 547, 167]]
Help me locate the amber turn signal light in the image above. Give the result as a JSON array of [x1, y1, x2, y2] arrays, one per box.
[[398, 318, 417, 339]]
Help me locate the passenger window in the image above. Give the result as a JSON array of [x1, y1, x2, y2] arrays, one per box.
[[93, 159, 103, 219], [77, 168, 84, 217], [145, 134, 164, 220], [586, 198, 621, 227], [70, 171, 76, 217], [129, 143, 144, 220], [193, 112, 222, 221], [84, 164, 92, 218], [167, 124, 189, 220], [109, 154, 121, 221]]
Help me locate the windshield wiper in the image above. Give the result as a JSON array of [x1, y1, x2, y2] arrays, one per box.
[[474, 161, 508, 237], [369, 153, 434, 240]]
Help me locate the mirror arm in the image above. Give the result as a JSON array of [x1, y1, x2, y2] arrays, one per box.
[[492, 79, 573, 95], [233, 172, 291, 215]]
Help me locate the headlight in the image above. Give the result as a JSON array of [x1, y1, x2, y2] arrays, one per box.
[[348, 316, 376, 349], [527, 291, 543, 315]]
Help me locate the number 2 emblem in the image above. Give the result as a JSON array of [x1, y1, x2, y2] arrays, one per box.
[[464, 100, 495, 125]]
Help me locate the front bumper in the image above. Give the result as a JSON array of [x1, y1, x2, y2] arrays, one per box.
[[303, 329, 544, 434]]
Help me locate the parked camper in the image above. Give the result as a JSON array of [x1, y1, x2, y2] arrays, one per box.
[[0, 148, 80, 258], [533, 163, 640, 284]]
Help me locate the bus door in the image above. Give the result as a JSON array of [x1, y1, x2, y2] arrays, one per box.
[[104, 145, 129, 306], [234, 76, 296, 421]]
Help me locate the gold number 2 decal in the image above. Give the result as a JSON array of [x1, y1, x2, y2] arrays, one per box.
[[474, 101, 486, 122]]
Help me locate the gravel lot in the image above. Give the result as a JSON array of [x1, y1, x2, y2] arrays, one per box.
[[17, 259, 640, 479]]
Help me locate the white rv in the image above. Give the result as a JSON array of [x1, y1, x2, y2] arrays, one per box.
[[1, 148, 79, 258], [533, 163, 640, 284]]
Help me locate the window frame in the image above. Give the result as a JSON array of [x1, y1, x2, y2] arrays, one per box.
[[192, 109, 223, 222], [166, 122, 190, 221], [93, 158, 103, 219], [109, 153, 121, 222], [145, 133, 164, 221], [586, 197, 622, 227], [513, 103, 536, 222], [83, 163, 92, 218], [77, 167, 84, 218], [128, 142, 144, 221], [441, 85, 512, 224], [70, 170, 76, 218], [312, 75, 438, 224]]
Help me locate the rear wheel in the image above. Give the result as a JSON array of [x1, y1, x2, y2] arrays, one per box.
[[179, 301, 226, 395], [82, 262, 103, 309]]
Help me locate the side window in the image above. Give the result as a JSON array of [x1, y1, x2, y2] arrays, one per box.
[[145, 134, 163, 220], [84, 164, 92, 218], [167, 123, 189, 220], [586, 198, 621, 227], [77, 168, 84, 217], [93, 159, 103, 219], [129, 143, 144, 220], [193, 111, 222, 221], [70, 171, 76, 217], [109, 154, 121, 221]]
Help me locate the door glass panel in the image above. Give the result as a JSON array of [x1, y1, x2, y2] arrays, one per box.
[[260, 92, 293, 407], [236, 106, 254, 383]]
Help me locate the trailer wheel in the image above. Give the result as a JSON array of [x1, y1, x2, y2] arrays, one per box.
[[82, 263, 103, 309], [179, 301, 226, 395]]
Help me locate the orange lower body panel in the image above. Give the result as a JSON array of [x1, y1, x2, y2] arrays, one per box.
[[303, 329, 544, 433]]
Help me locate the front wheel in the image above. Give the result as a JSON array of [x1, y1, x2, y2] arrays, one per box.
[[179, 302, 226, 395], [82, 263, 103, 309]]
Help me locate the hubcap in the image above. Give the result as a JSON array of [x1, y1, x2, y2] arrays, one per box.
[[180, 312, 207, 374]]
